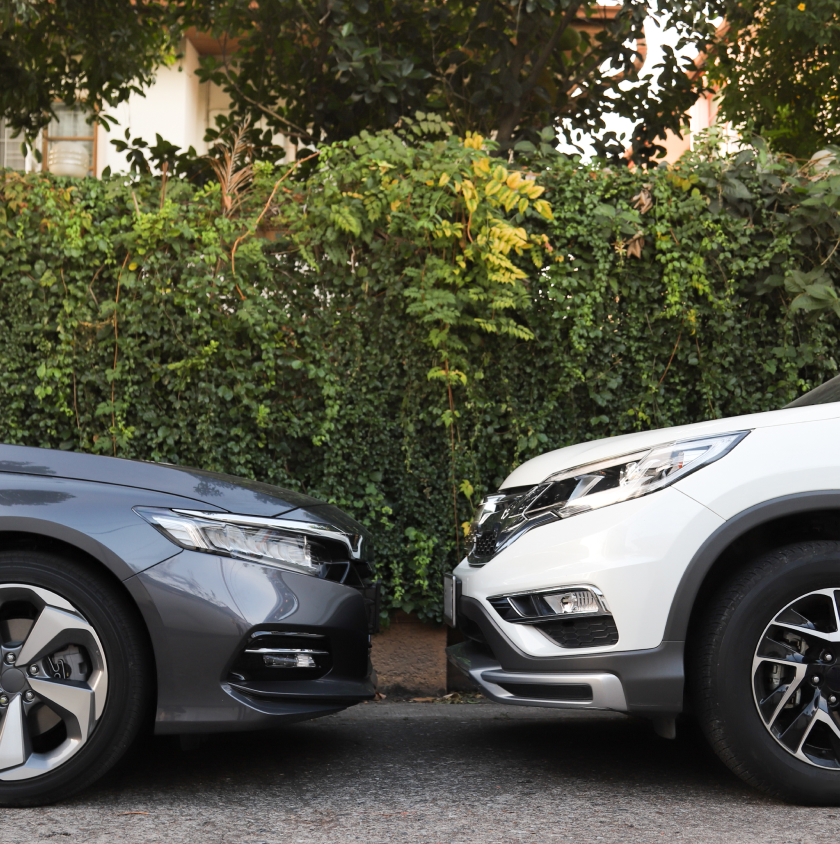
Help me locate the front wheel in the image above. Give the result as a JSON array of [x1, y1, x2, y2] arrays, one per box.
[[693, 541, 840, 804], [0, 551, 151, 805]]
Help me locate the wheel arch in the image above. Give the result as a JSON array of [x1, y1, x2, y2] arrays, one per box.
[[666, 491, 840, 650]]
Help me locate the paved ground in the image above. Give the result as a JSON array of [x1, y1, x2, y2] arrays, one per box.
[[5, 700, 840, 843]]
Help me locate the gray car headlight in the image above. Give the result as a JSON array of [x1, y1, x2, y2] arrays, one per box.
[[468, 431, 749, 562], [134, 507, 357, 577]]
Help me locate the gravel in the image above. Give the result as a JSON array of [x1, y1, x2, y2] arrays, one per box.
[[5, 700, 840, 843]]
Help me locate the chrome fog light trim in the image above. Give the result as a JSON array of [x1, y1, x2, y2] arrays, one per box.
[[488, 585, 610, 623], [244, 647, 328, 668]]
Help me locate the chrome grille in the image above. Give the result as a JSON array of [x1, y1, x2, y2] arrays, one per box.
[[473, 530, 498, 558]]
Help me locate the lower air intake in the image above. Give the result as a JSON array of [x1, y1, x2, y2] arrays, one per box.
[[539, 616, 619, 649]]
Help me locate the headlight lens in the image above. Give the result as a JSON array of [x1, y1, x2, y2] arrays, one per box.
[[468, 430, 749, 562], [134, 507, 353, 577]]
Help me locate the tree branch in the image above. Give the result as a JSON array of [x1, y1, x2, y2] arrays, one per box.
[[522, 1, 584, 93], [494, 2, 584, 145], [218, 48, 315, 144]]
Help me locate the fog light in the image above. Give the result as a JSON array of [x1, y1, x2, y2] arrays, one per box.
[[543, 590, 602, 615], [245, 645, 326, 669], [263, 653, 317, 668]]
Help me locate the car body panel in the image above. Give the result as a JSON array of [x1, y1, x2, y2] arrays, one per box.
[[453, 487, 723, 654], [0, 473, 206, 578], [129, 551, 374, 733], [0, 444, 323, 517], [674, 417, 840, 519]]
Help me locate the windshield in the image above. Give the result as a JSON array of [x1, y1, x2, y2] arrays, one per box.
[[786, 373, 840, 408]]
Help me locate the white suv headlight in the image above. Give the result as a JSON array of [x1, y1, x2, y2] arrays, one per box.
[[468, 431, 749, 563]]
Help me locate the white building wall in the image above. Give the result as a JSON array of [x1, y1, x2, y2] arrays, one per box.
[[96, 38, 216, 176], [16, 35, 294, 177]]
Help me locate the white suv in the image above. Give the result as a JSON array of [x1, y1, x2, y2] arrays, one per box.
[[446, 374, 840, 803]]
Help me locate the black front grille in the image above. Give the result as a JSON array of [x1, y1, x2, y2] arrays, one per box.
[[498, 682, 593, 701], [539, 616, 619, 648], [473, 530, 497, 558]]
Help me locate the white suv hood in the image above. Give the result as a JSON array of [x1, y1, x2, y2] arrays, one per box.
[[501, 402, 840, 489]]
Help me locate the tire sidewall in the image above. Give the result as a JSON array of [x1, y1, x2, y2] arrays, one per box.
[[712, 545, 840, 804], [0, 552, 149, 805]]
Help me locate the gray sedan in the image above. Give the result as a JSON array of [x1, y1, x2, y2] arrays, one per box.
[[0, 445, 378, 805]]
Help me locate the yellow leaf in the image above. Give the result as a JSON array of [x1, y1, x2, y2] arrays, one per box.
[[506, 172, 524, 190], [492, 165, 508, 183], [534, 199, 554, 220], [518, 198, 529, 215], [523, 182, 545, 199], [438, 172, 450, 187], [485, 180, 502, 197], [128, 262, 138, 271]]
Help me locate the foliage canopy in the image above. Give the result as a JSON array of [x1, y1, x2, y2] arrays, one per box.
[[194, 0, 724, 161], [0, 0, 181, 142], [711, 0, 840, 159], [2, 0, 725, 163]]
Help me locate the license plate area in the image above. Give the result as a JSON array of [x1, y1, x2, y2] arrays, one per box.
[[359, 580, 381, 634], [443, 573, 461, 627]]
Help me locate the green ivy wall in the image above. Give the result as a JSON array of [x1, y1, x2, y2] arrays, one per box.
[[1, 129, 838, 622]]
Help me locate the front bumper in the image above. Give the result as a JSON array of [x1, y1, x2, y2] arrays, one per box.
[[448, 641, 627, 709], [125, 549, 376, 733], [453, 488, 722, 655], [448, 488, 719, 714], [448, 597, 684, 713]]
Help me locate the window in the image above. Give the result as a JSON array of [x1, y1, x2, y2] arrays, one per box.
[[785, 374, 840, 408], [0, 119, 27, 171], [42, 105, 96, 177]]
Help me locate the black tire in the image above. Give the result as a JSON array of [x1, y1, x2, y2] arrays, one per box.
[[0, 550, 151, 806], [692, 541, 840, 804]]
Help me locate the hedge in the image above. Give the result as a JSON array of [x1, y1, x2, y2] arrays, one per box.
[[1, 125, 838, 623]]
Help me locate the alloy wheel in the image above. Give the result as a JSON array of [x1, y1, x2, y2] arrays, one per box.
[[753, 587, 840, 769], [0, 583, 108, 781]]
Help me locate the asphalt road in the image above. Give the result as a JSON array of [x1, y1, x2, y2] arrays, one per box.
[[4, 700, 840, 844]]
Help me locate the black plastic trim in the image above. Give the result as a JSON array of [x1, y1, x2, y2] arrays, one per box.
[[663, 490, 840, 641], [459, 597, 684, 712], [497, 682, 593, 701], [227, 676, 375, 703]]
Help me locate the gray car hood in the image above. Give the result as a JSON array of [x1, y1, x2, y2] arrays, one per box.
[[0, 444, 342, 523]]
